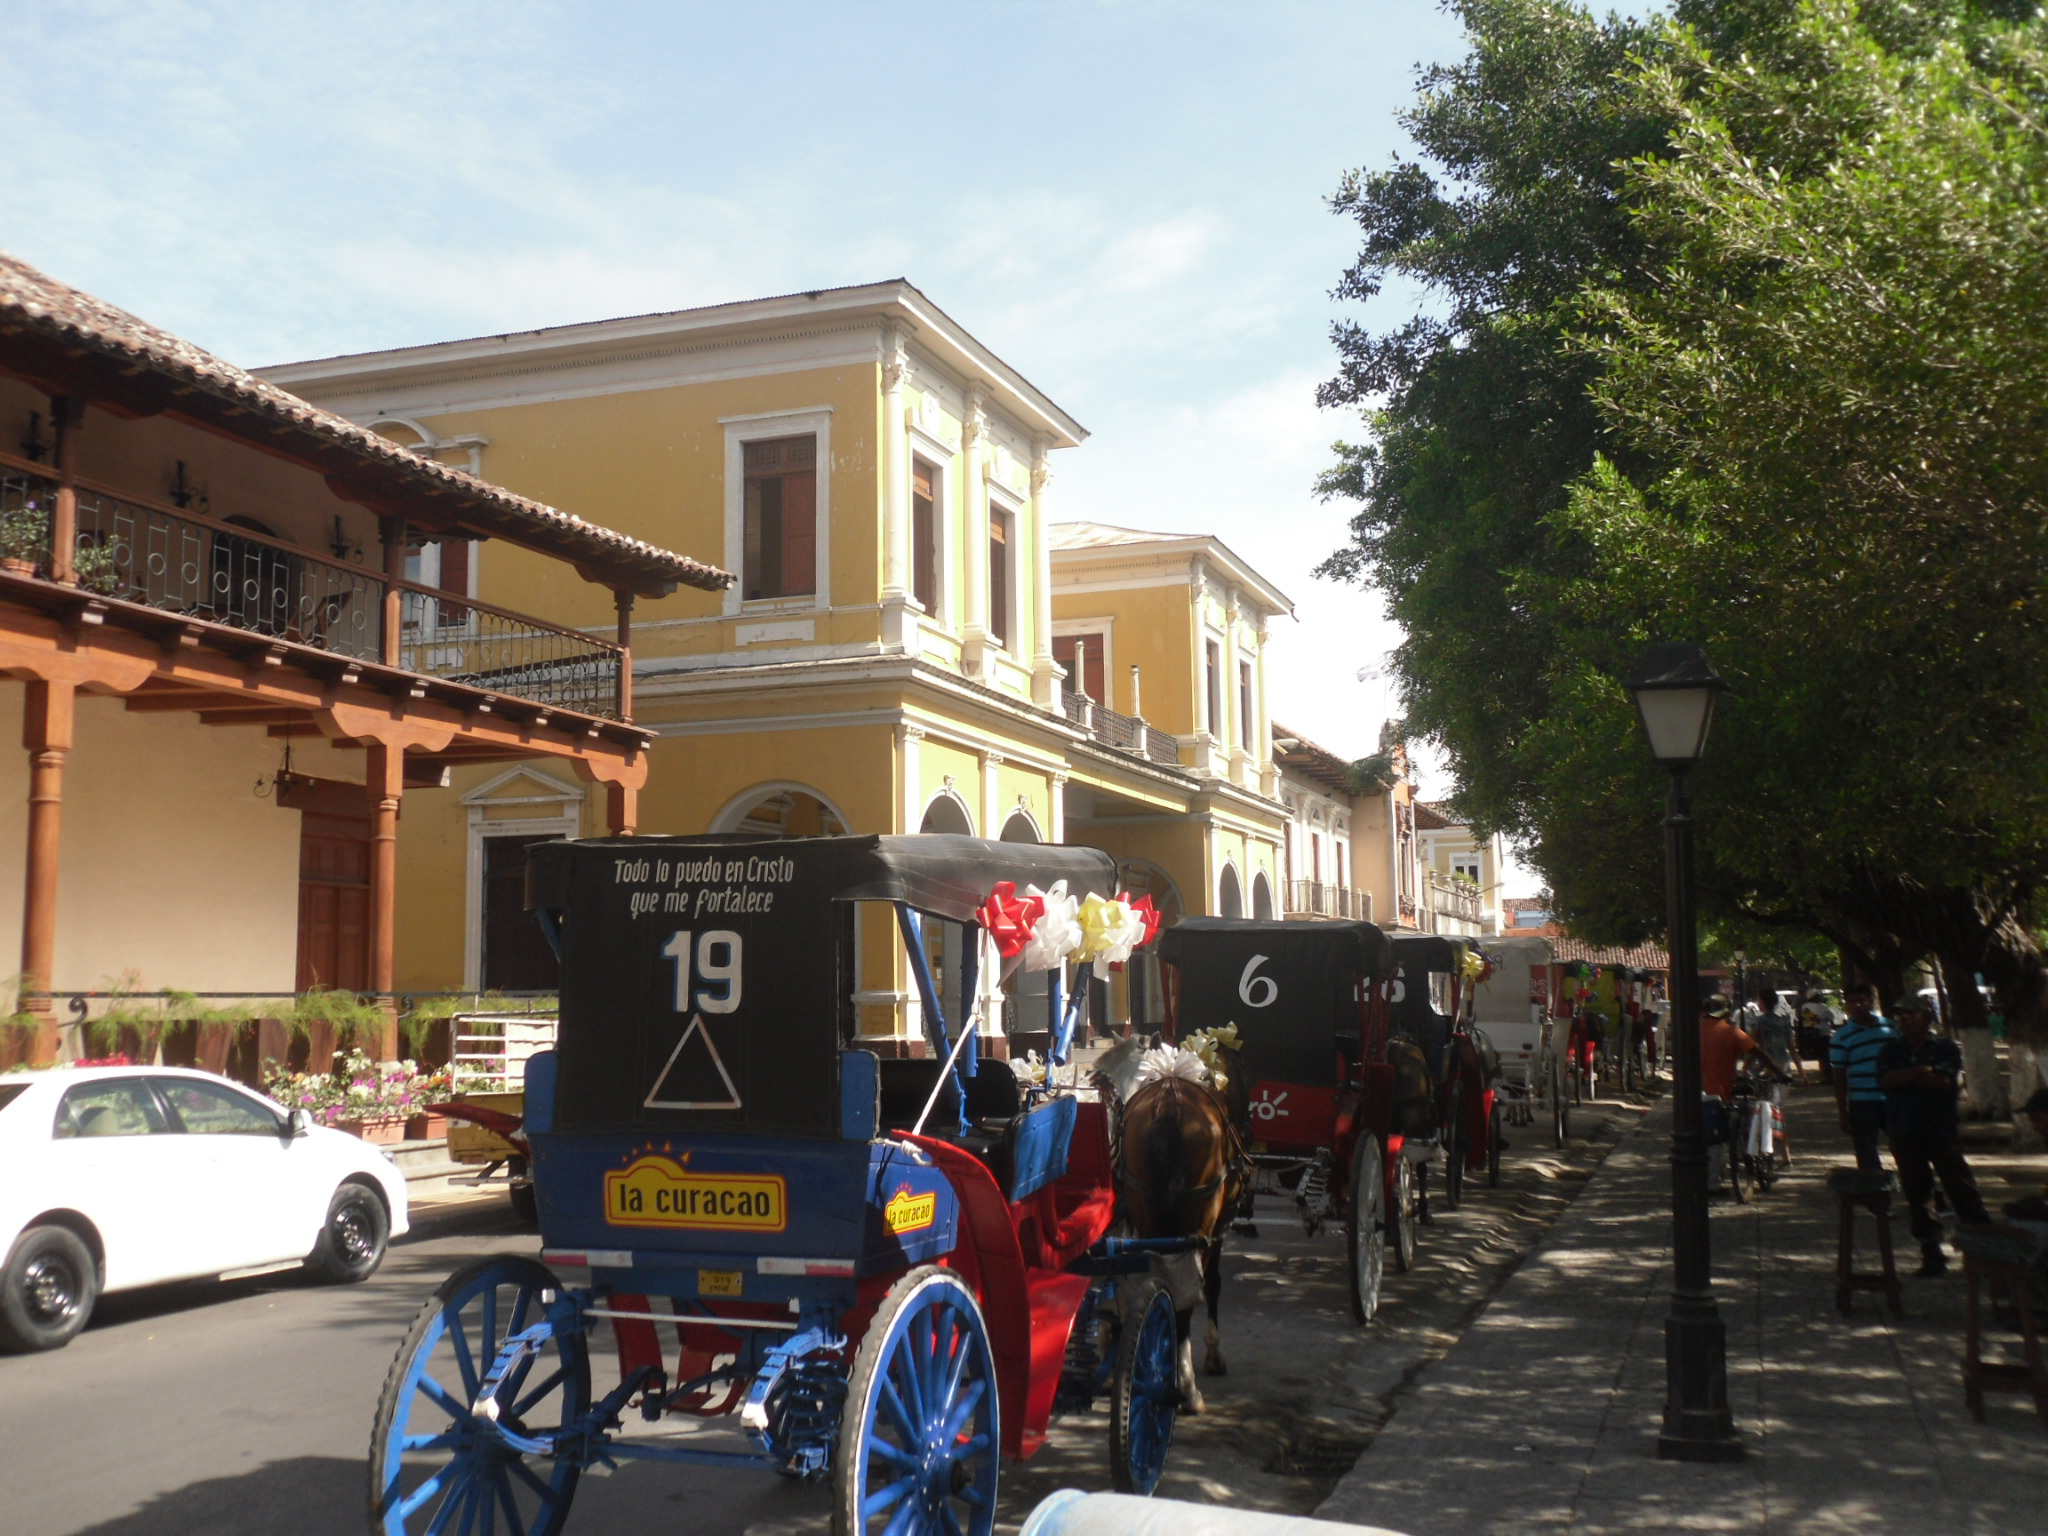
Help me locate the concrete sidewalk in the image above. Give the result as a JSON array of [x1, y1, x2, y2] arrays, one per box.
[[1317, 1085, 2048, 1534]]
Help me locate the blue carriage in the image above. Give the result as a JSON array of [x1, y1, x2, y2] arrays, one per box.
[[368, 833, 1188, 1536]]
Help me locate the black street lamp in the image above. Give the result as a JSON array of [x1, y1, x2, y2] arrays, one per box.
[[1625, 642, 1744, 1464]]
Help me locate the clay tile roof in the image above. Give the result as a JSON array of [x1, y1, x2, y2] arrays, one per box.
[[1412, 800, 1452, 830], [0, 251, 731, 599], [1549, 935, 1671, 972], [1272, 721, 1361, 795]]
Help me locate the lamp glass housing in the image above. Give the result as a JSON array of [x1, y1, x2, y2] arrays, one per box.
[[1633, 685, 1718, 766]]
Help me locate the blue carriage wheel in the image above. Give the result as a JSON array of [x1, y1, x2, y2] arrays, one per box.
[[833, 1266, 1000, 1536], [1108, 1279, 1179, 1496], [369, 1254, 589, 1536]]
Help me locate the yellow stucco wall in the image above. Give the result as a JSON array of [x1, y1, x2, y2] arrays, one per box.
[[401, 363, 882, 645], [0, 689, 304, 1000], [1051, 582, 1197, 733]]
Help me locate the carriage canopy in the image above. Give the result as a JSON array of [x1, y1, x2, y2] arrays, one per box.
[[527, 834, 1118, 1137], [1157, 918, 1392, 1087]]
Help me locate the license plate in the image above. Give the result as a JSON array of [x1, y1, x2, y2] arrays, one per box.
[[698, 1269, 744, 1297], [603, 1156, 787, 1232]]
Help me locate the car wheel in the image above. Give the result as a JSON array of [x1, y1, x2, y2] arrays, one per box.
[[0, 1225, 98, 1353], [310, 1183, 389, 1284]]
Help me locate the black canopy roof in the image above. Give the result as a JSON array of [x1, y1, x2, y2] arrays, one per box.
[[1388, 933, 1479, 973], [1159, 917, 1392, 977], [529, 833, 1119, 922]]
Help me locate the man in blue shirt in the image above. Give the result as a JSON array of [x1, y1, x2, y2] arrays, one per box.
[[1876, 995, 1989, 1275], [1830, 983, 1897, 1171]]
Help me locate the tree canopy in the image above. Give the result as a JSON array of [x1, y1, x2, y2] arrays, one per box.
[[1320, 0, 2048, 1015]]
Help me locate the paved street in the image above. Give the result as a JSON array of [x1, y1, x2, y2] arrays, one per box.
[[1318, 1085, 2048, 1536], [0, 1096, 1646, 1536]]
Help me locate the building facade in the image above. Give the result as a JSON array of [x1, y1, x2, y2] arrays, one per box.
[[266, 284, 1290, 1052]]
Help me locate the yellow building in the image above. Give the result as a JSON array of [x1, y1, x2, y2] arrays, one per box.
[[264, 283, 1290, 1052]]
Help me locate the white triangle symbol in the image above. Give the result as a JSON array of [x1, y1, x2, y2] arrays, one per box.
[[644, 1012, 742, 1110]]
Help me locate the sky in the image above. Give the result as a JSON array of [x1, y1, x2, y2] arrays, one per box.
[[1, 1, 1534, 891]]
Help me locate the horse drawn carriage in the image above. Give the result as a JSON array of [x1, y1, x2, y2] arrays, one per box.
[[368, 833, 1199, 1536], [1470, 935, 1567, 1148], [1153, 917, 1406, 1324], [1386, 933, 1505, 1213]]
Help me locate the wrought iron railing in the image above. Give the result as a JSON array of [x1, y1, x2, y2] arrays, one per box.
[[398, 582, 621, 719], [0, 456, 622, 719], [1285, 880, 1373, 921]]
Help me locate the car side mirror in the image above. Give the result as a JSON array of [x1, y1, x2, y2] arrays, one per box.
[[286, 1108, 312, 1139]]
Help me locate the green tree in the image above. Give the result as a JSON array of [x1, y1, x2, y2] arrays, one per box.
[[1320, 0, 2048, 1028]]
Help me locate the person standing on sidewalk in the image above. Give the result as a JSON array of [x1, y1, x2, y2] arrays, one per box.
[[1876, 995, 1990, 1275], [1831, 983, 1897, 1171], [1749, 986, 1797, 1167]]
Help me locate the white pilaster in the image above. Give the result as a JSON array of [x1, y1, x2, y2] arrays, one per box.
[[1049, 771, 1068, 843], [881, 325, 913, 650], [1030, 438, 1057, 706], [960, 384, 991, 679], [979, 748, 1003, 838]]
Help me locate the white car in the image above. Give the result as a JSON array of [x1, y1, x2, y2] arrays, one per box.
[[0, 1065, 411, 1352]]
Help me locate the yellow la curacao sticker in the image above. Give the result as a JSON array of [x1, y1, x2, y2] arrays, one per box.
[[604, 1156, 786, 1232], [883, 1187, 937, 1235]]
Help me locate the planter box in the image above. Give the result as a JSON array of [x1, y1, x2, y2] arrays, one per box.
[[404, 1110, 450, 1141], [336, 1115, 408, 1145]]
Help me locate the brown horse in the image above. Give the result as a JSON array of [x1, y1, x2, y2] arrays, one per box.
[[1117, 1066, 1245, 1411]]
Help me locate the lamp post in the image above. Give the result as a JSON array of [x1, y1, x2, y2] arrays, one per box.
[[1625, 642, 1744, 1463]]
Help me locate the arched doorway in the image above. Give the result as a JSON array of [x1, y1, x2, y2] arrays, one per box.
[[1218, 864, 1244, 920], [999, 809, 1040, 843], [919, 793, 974, 836], [710, 784, 849, 838], [1252, 870, 1275, 920]]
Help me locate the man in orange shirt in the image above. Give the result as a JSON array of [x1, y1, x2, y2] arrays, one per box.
[[1699, 996, 1788, 1188]]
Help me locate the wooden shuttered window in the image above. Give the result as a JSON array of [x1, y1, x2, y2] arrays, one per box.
[[988, 509, 1010, 649], [912, 459, 938, 612], [742, 435, 818, 600]]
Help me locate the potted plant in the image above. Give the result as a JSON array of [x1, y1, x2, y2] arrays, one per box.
[[404, 1066, 455, 1140], [0, 502, 48, 576], [70, 541, 121, 597]]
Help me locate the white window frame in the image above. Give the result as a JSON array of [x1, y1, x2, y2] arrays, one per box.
[[1051, 616, 1116, 709], [986, 483, 1024, 658], [722, 408, 833, 617], [906, 446, 950, 625], [462, 768, 585, 990]]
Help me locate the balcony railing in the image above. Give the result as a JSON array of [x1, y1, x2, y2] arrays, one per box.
[[1427, 871, 1483, 926], [1285, 879, 1373, 921], [398, 583, 622, 720], [0, 458, 622, 719], [1059, 689, 1183, 768]]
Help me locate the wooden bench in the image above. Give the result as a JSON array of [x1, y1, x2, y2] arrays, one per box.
[[1829, 1168, 1903, 1319], [1957, 1225, 2048, 1430]]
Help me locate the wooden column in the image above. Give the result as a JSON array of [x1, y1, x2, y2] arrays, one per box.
[[50, 397, 79, 585], [379, 518, 407, 667], [606, 781, 637, 837], [614, 590, 635, 722], [364, 740, 403, 1060], [20, 680, 74, 1065]]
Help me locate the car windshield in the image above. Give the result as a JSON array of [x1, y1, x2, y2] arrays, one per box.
[[0, 1082, 27, 1114]]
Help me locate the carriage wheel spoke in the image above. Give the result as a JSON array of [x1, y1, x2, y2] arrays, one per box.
[[938, 1378, 987, 1444], [865, 1436, 919, 1472], [892, 1346, 927, 1434], [493, 1465, 529, 1536], [878, 1373, 920, 1443], [480, 1290, 500, 1367], [506, 1455, 555, 1505], [416, 1375, 467, 1418], [940, 1503, 969, 1536], [402, 1432, 462, 1453], [447, 1317, 480, 1398], [861, 1470, 913, 1520], [399, 1463, 457, 1520], [508, 1363, 565, 1419], [881, 1495, 923, 1536]]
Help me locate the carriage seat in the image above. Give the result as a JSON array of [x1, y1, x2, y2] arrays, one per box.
[[877, 1058, 1073, 1201], [1011, 1098, 1115, 1271]]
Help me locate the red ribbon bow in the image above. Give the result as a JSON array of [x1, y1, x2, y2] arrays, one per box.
[[976, 881, 1044, 958], [1127, 893, 1163, 948]]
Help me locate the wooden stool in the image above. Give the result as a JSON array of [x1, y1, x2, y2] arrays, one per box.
[[1829, 1168, 1903, 1319], [1958, 1226, 2048, 1430]]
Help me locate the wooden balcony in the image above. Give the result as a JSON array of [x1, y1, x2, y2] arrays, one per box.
[[1, 454, 625, 723]]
